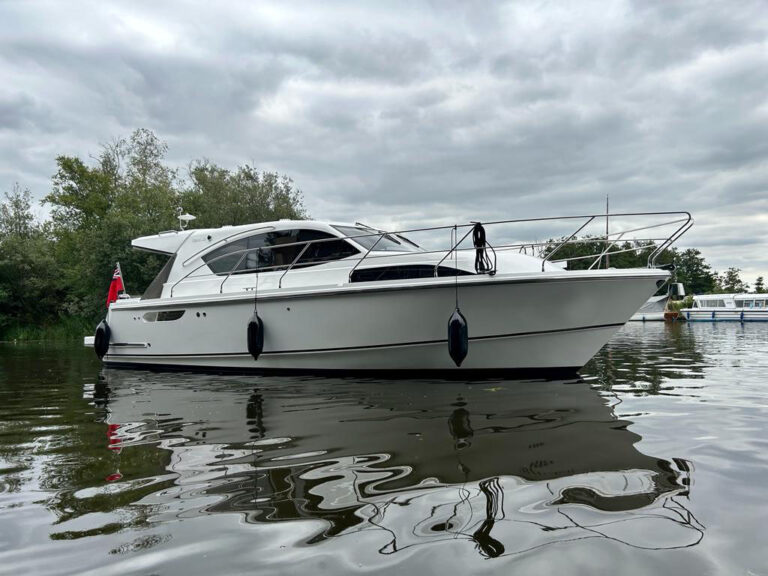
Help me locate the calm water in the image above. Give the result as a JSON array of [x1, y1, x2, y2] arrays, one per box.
[[1, 322, 768, 575]]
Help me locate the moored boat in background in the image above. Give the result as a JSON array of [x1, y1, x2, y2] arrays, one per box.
[[629, 282, 685, 322], [681, 294, 768, 322]]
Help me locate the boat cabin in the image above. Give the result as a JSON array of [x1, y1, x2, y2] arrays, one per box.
[[691, 295, 735, 309], [690, 294, 768, 309]]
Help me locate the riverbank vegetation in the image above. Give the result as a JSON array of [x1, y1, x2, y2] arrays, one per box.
[[0, 129, 762, 341]]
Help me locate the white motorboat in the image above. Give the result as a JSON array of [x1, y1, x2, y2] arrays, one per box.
[[681, 293, 768, 322], [85, 212, 692, 375], [629, 282, 685, 322]]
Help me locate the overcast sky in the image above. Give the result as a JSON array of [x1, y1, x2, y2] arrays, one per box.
[[1, 0, 766, 281]]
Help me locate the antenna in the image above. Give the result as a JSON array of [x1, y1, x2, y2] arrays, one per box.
[[605, 194, 610, 269], [178, 212, 196, 230]]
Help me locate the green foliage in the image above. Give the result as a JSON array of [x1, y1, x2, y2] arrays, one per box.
[[45, 129, 181, 319], [0, 186, 64, 334], [667, 295, 694, 312], [672, 249, 717, 295], [755, 276, 764, 294], [543, 237, 673, 271], [1, 316, 92, 342], [718, 267, 749, 293], [180, 160, 306, 228], [542, 239, 738, 297]]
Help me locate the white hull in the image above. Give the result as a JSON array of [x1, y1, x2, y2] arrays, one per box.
[[629, 311, 666, 322], [681, 309, 768, 322], [102, 270, 665, 373], [628, 294, 669, 322]]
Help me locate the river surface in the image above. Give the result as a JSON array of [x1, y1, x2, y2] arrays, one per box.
[[1, 322, 767, 575]]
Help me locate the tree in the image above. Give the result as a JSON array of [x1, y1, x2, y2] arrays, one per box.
[[720, 267, 749, 293], [42, 129, 308, 324], [45, 129, 180, 319], [0, 186, 62, 334], [673, 249, 717, 295], [542, 237, 674, 272], [0, 183, 35, 237], [180, 160, 306, 228], [755, 276, 765, 293]]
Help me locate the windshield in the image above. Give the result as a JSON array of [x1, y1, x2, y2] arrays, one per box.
[[332, 226, 423, 252]]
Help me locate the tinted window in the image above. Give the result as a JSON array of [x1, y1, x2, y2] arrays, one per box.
[[295, 233, 359, 267], [202, 236, 260, 274], [351, 265, 473, 283], [333, 226, 422, 252], [141, 255, 176, 300], [202, 229, 358, 274]]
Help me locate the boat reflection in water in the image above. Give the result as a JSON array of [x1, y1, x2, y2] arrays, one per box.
[[586, 321, 707, 394], [94, 369, 703, 558]]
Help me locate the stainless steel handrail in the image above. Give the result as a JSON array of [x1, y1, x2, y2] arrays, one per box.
[[170, 236, 345, 297], [541, 216, 596, 271], [279, 243, 310, 289], [347, 233, 384, 283], [166, 211, 693, 297], [218, 252, 247, 294], [434, 226, 475, 276], [648, 214, 694, 266], [589, 232, 625, 270]]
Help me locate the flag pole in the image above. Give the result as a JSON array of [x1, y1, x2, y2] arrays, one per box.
[[116, 261, 125, 295]]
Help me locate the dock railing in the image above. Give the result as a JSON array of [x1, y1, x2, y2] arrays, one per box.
[[168, 211, 693, 297]]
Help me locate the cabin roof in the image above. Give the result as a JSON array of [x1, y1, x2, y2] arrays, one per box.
[[131, 220, 358, 256]]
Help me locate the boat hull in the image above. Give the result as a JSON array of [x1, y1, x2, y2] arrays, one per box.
[[629, 312, 666, 322], [681, 309, 768, 322], [101, 271, 665, 373]]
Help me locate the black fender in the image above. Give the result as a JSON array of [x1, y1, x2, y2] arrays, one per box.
[[247, 312, 264, 361], [447, 307, 469, 367], [94, 320, 110, 359]]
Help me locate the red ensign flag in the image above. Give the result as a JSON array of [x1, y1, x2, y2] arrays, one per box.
[[106, 266, 124, 308]]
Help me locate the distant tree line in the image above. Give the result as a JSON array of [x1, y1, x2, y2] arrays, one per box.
[[0, 129, 305, 339]]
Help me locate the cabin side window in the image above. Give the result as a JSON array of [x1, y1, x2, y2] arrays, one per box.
[[141, 255, 177, 300], [332, 225, 423, 252], [202, 229, 359, 275], [351, 265, 473, 282], [201, 236, 257, 274]]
